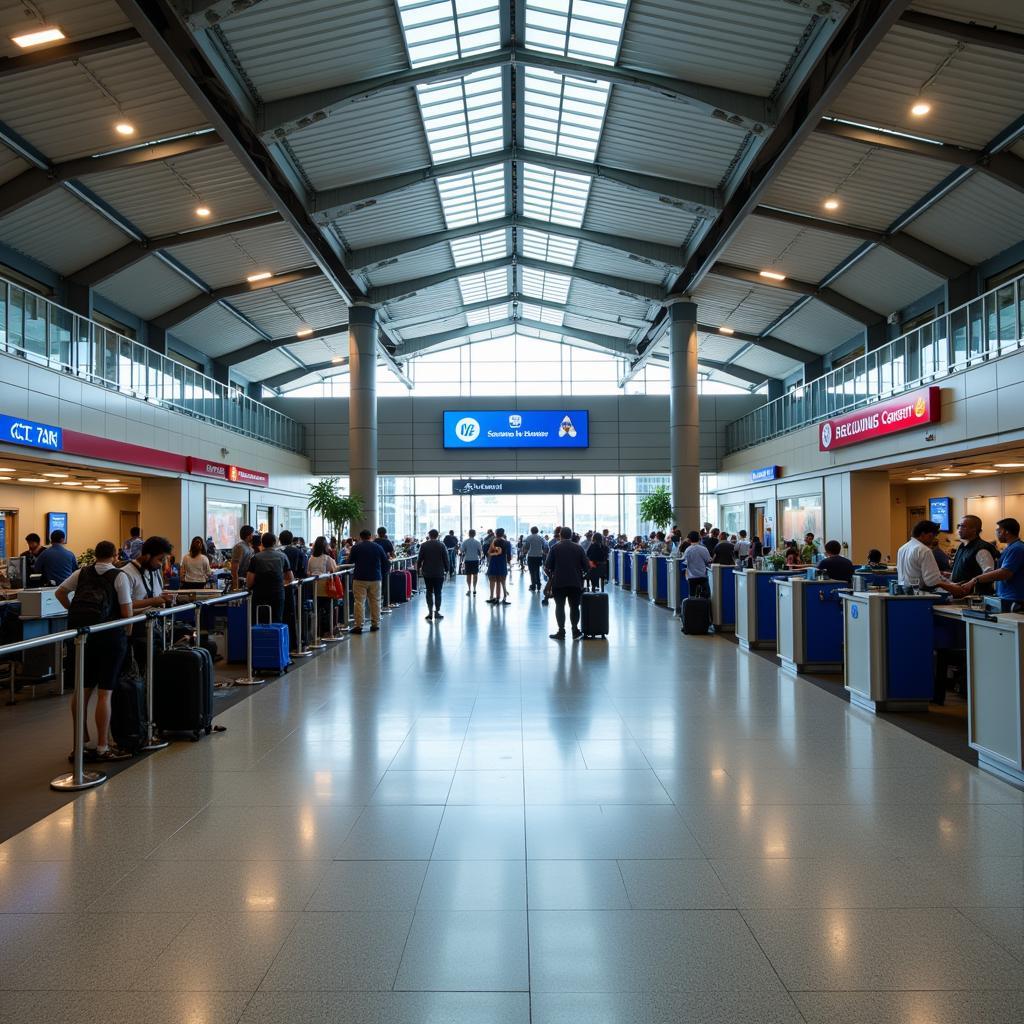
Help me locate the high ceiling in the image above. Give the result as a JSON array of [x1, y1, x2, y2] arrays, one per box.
[[0, 0, 1022, 396]]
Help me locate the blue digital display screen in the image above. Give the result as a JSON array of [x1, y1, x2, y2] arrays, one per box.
[[47, 512, 68, 542], [443, 410, 589, 449], [929, 496, 951, 532]]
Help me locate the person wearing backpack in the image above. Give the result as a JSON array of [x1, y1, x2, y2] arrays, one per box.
[[55, 541, 135, 762]]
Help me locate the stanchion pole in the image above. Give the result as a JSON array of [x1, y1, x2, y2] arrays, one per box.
[[234, 593, 259, 685], [50, 630, 107, 791], [306, 577, 326, 650], [292, 579, 313, 658], [322, 573, 344, 643], [341, 574, 351, 632], [381, 565, 393, 615], [141, 614, 168, 751]]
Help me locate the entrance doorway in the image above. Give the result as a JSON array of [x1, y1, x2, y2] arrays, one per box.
[[750, 502, 766, 544], [461, 494, 565, 538], [256, 506, 273, 534], [119, 510, 139, 548]]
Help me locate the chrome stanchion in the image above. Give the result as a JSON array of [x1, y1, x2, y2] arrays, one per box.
[[340, 572, 351, 633], [50, 629, 107, 792], [55, 636, 65, 696], [291, 579, 313, 658], [305, 577, 326, 651], [140, 614, 168, 751], [321, 573, 344, 643], [234, 592, 259, 685]]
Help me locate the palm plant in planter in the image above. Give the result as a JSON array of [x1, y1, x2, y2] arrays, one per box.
[[638, 485, 674, 533], [307, 478, 364, 540]]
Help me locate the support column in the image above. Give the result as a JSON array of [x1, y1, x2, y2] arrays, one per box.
[[349, 303, 378, 537], [668, 299, 700, 530]]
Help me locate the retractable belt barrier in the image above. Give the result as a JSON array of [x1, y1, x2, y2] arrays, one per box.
[[289, 568, 354, 654]]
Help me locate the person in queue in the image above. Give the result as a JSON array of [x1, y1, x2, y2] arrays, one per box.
[[545, 526, 589, 641], [20, 533, 44, 576], [246, 532, 294, 624], [417, 529, 449, 622], [682, 530, 713, 597], [962, 518, 1024, 610], [524, 526, 547, 591], [33, 529, 78, 586], [442, 529, 459, 579], [376, 526, 395, 560], [712, 533, 735, 565], [817, 540, 855, 583], [461, 529, 482, 596], [950, 515, 998, 595], [586, 531, 608, 591], [929, 534, 951, 574], [734, 530, 751, 561], [486, 527, 511, 605], [859, 548, 888, 571], [55, 539, 135, 763], [307, 537, 339, 637], [122, 536, 175, 663], [180, 536, 212, 587], [896, 520, 967, 597], [120, 525, 143, 562], [280, 530, 309, 578], [346, 529, 389, 633], [230, 524, 254, 590]]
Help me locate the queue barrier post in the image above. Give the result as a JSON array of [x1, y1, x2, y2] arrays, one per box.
[[321, 572, 345, 644], [50, 628, 108, 792], [305, 576, 326, 651], [140, 612, 169, 751], [340, 570, 351, 631], [291, 578, 313, 658]]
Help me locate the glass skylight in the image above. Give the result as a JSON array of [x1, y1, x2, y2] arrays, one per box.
[[523, 69, 610, 162], [522, 164, 590, 227], [466, 302, 510, 325], [396, 0, 502, 68], [519, 301, 565, 327], [458, 266, 508, 304], [416, 68, 504, 163], [436, 165, 505, 227], [521, 265, 571, 304], [524, 0, 629, 64], [450, 229, 507, 267], [521, 228, 578, 266]]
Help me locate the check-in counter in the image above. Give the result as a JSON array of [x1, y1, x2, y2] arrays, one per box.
[[775, 577, 846, 675], [841, 591, 942, 712], [735, 568, 802, 650], [621, 551, 632, 591], [666, 558, 681, 612], [709, 565, 736, 632], [852, 569, 898, 592], [610, 549, 621, 586], [648, 554, 669, 605], [631, 552, 647, 595]]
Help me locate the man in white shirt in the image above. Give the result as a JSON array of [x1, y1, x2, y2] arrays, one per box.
[[896, 520, 966, 597], [682, 531, 713, 597], [735, 530, 751, 559], [461, 530, 484, 596]]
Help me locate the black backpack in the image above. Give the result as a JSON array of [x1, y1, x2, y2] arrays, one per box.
[[68, 565, 122, 627]]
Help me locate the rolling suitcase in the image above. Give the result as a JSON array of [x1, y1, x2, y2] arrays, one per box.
[[154, 646, 214, 740], [389, 571, 408, 603], [251, 606, 291, 674], [402, 570, 412, 600], [110, 654, 147, 753], [580, 591, 609, 639], [681, 597, 712, 635]]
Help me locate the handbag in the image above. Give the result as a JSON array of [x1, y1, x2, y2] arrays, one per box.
[[326, 575, 344, 599]]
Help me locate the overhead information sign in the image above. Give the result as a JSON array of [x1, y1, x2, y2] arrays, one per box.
[[818, 386, 940, 452], [443, 410, 589, 449], [452, 478, 582, 495], [0, 414, 62, 452]]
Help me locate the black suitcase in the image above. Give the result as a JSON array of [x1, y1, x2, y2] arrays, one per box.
[[580, 591, 609, 638], [154, 646, 214, 740], [110, 672, 147, 753], [681, 597, 712, 635], [389, 572, 408, 603]]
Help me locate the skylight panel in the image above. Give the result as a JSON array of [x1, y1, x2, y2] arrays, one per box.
[[521, 228, 578, 266], [466, 302, 509, 325], [436, 164, 505, 227], [523, 69, 609, 162], [520, 302, 565, 327], [450, 229, 507, 267], [522, 164, 591, 228], [417, 68, 504, 163], [458, 267, 508, 304], [524, 0, 629, 64], [521, 265, 571, 304], [396, 0, 502, 68]]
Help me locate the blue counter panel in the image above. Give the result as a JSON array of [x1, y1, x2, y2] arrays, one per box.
[[635, 555, 648, 593], [655, 558, 667, 601], [886, 600, 938, 700], [622, 557, 632, 587], [804, 584, 845, 663], [756, 574, 782, 642], [714, 567, 736, 625]]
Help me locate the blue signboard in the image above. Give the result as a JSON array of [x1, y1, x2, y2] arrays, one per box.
[[47, 512, 68, 542], [443, 410, 589, 449], [750, 465, 780, 483], [929, 496, 952, 532], [0, 414, 62, 452]]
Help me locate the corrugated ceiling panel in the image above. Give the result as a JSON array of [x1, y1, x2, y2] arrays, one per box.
[[830, 246, 944, 317], [230, 276, 346, 338], [384, 279, 464, 322], [0, 1, 130, 59], [565, 279, 655, 323], [333, 180, 446, 248], [96, 256, 203, 321], [563, 313, 635, 340], [362, 242, 456, 287], [910, 1, 1024, 33], [830, 23, 1024, 150], [0, 43, 205, 162], [761, 132, 951, 232], [287, 90, 429, 190], [217, 0, 408, 102], [618, 0, 816, 95], [734, 347, 801, 379], [287, 335, 349, 364], [234, 349, 298, 381], [0, 147, 29, 187], [397, 313, 469, 341], [80, 145, 271, 238], [692, 277, 796, 334], [573, 241, 671, 285], [165, 221, 313, 288], [772, 300, 863, 355], [0, 188, 128, 274], [721, 214, 863, 283], [696, 332, 747, 363], [905, 172, 1024, 266], [583, 177, 699, 247], [170, 303, 262, 359], [597, 89, 748, 188]]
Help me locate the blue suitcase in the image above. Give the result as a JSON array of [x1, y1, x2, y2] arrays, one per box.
[[251, 606, 290, 674]]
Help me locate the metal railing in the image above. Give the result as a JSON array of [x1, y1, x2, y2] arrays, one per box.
[[0, 276, 304, 452], [725, 270, 1024, 453]]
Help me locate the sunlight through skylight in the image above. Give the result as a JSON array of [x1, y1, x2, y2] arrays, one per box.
[[396, 0, 503, 68]]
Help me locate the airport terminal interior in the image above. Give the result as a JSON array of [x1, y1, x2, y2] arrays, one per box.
[[3, 0, 1024, 1021]]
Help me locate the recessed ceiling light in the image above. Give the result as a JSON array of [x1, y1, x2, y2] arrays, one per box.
[[935, 472, 966, 478], [910, 100, 931, 117], [970, 469, 998, 475], [759, 270, 786, 281], [0, 468, 16, 472], [83, 484, 102, 490], [295, 327, 313, 337], [61, 481, 82, 486], [19, 477, 47, 483], [95, 478, 120, 483], [331, 357, 345, 364], [823, 197, 840, 211], [907, 476, 929, 481], [11, 27, 65, 48], [718, 326, 734, 335], [195, 206, 211, 218], [246, 271, 272, 283], [994, 463, 1024, 468], [114, 121, 136, 137], [42, 472, 68, 478]]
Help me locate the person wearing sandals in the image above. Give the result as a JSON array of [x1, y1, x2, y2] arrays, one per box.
[[486, 527, 511, 604]]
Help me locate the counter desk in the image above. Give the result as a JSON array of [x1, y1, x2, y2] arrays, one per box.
[[647, 554, 669, 606], [610, 550, 621, 586], [709, 565, 736, 632], [665, 557, 682, 612], [631, 552, 649, 596], [621, 551, 633, 591], [775, 576, 846, 675], [735, 569, 804, 650]]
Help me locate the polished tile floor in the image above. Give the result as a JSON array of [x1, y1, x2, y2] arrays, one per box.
[[2, 572, 1023, 1023]]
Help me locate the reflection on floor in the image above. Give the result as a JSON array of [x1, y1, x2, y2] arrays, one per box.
[[1, 572, 1023, 1024]]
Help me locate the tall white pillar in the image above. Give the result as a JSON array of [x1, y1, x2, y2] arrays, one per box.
[[348, 303, 377, 536], [668, 298, 700, 530]]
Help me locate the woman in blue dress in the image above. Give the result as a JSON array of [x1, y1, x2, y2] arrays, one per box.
[[486, 527, 511, 605]]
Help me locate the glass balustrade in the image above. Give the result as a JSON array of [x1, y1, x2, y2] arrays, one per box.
[[0, 276, 304, 453], [725, 271, 1024, 453]]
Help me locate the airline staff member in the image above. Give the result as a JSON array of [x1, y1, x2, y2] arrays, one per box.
[[895, 520, 966, 597], [963, 518, 1024, 611]]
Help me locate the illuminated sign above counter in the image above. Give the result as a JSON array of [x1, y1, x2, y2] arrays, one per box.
[[186, 457, 269, 487], [444, 410, 589, 449], [452, 478, 582, 495], [750, 465, 780, 482], [819, 386, 940, 451], [0, 414, 62, 452]]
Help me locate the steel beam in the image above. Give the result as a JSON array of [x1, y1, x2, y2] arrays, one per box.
[[899, 10, 1024, 56], [151, 266, 322, 329], [0, 29, 141, 79], [400, 318, 519, 356], [698, 358, 771, 387], [220, 320, 350, 366], [367, 257, 511, 306], [265, 360, 344, 390], [312, 146, 720, 221], [517, 256, 665, 302], [695, 322, 815, 364], [185, 0, 271, 30]]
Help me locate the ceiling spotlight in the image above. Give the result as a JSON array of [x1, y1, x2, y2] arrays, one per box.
[[759, 270, 786, 281], [0, 468, 16, 472], [42, 472, 68, 478], [11, 27, 65, 48], [95, 478, 120, 483], [910, 100, 931, 117], [823, 197, 840, 211], [61, 481, 82, 486], [195, 206, 211, 218], [114, 121, 136, 137], [935, 472, 966, 478], [995, 462, 1024, 468], [718, 326, 734, 335], [296, 327, 313, 337], [331, 357, 345, 364], [906, 476, 929, 481], [83, 484, 102, 490], [19, 477, 47, 483], [246, 271, 272, 283], [970, 469, 998, 475]]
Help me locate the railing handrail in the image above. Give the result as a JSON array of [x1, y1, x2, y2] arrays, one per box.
[[725, 269, 1024, 453]]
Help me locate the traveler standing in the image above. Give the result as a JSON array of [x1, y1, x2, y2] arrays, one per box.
[[230, 525, 254, 590], [682, 531, 713, 597], [524, 526, 546, 591], [962, 518, 1024, 611], [486, 528, 511, 604], [735, 530, 751, 561], [120, 525, 143, 563], [32, 530, 78, 586], [246, 532, 294, 624], [461, 529, 483, 595], [442, 529, 459, 578], [545, 526, 589, 640], [55, 540, 135, 762], [20, 533, 44, 577], [703, 528, 719, 555], [307, 536, 339, 636], [180, 536, 212, 587], [346, 530, 389, 633], [800, 532, 819, 564], [950, 515, 998, 595], [376, 527, 396, 560], [280, 530, 309, 578], [586, 532, 608, 591], [417, 529, 450, 621], [123, 536, 175, 665], [712, 534, 736, 565], [817, 540, 855, 583], [896, 520, 966, 597]]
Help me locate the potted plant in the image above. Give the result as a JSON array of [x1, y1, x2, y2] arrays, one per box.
[[307, 478, 364, 540], [638, 485, 674, 532]]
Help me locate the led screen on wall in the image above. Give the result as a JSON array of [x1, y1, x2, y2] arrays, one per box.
[[443, 410, 589, 449]]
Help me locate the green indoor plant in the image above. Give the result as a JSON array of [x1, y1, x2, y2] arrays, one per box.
[[638, 485, 674, 532], [307, 478, 364, 540]]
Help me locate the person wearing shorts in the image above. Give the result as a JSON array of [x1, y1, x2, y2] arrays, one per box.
[[461, 529, 482, 595], [486, 527, 511, 605]]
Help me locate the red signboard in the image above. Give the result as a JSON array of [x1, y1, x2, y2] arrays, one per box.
[[186, 457, 269, 487], [818, 386, 940, 451]]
